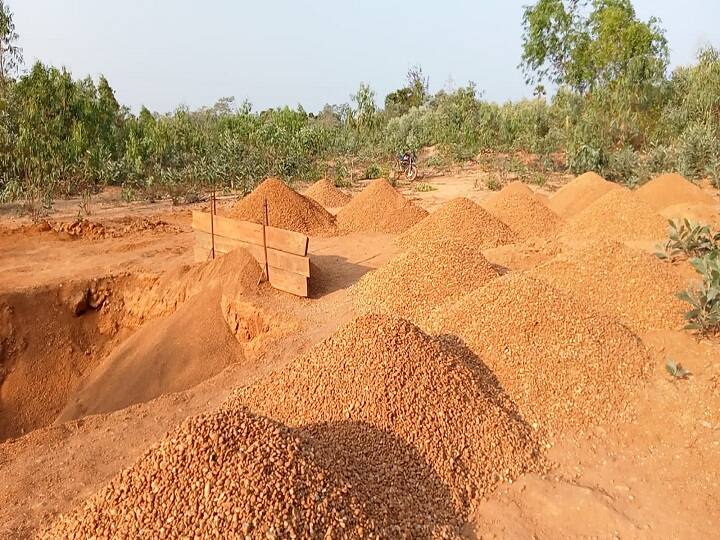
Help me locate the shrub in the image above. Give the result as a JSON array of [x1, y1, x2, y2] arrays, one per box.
[[364, 164, 381, 179], [656, 219, 720, 260], [678, 251, 720, 334], [485, 177, 502, 191], [413, 182, 436, 192], [677, 123, 719, 179]]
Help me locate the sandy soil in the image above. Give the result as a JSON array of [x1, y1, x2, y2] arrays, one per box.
[[0, 170, 718, 538]]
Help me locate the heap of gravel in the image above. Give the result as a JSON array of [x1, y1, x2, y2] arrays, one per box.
[[352, 239, 499, 323], [425, 274, 652, 436], [396, 197, 518, 251], [531, 241, 688, 333], [336, 178, 428, 233], [41, 407, 382, 539], [303, 179, 352, 208], [560, 188, 668, 243], [232, 314, 545, 513], [482, 189, 562, 240], [228, 177, 336, 235], [548, 172, 623, 218], [636, 173, 717, 211]]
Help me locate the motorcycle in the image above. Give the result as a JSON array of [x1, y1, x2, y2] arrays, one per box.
[[396, 152, 418, 182]]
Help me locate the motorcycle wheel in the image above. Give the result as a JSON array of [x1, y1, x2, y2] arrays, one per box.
[[405, 164, 418, 181]]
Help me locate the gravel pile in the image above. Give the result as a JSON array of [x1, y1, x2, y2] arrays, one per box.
[[548, 172, 623, 218], [336, 178, 428, 233], [637, 173, 717, 211], [232, 314, 545, 512], [352, 239, 499, 323], [482, 189, 562, 240], [41, 406, 383, 539], [531, 241, 688, 333], [560, 189, 668, 242], [228, 177, 336, 235], [304, 179, 352, 208], [396, 197, 518, 251], [425, 274, 652, 435]]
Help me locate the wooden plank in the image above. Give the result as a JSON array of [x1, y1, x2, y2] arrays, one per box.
[[192, 211, 264, 246], [268, 266, 308, 297], [266, 226, 309, 257], [192, 211, 308, 256], [194, 231, 310, 277], [193, 247, 309, 297]]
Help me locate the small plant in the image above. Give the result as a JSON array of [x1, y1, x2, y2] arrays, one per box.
[[678, 251, 720, 334], [656, 219, 719, 260], [413, 182, 436, 192], [364, 164, 382, 179], [485, 177, 502, 191], [665, 359, 691, 380], [530, 172, 546, 186]]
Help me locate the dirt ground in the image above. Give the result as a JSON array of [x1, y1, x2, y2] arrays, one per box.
[[0, 169, 718, 539]]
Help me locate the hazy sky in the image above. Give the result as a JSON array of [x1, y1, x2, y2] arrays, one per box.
[[8, 0, 720, 113]]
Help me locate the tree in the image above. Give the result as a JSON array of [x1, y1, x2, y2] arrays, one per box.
[[384, 65, 430, 117], [351, 82, 377, 130], [0, 1, 22, 85], [520, 0, 668, 94]]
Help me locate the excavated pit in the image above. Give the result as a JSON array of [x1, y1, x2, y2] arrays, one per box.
[[0, 248, 291, 442]]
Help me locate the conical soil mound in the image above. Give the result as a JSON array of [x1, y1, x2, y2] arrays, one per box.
[[548, 172, 623, 218], [482, 189, 562, 240], [41, 407, 381, 539], [560, 189, 667, 242], [232, 314, 544, 511], [397, 197, 518, 251], [336, 178, 428, 233], [353, 239, 499, 323], [303, 178, 351, 208], [228, 177, 336, 235], [426, 274, 652, 435], [637, 173, 717, 211], [531, 241, 687, 333]]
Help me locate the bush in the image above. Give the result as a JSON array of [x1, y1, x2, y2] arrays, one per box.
[[677, 123, 719, 179], [678, 251, 720, 334], [364, 164, 381, 179], [656, 219, 720, 260]]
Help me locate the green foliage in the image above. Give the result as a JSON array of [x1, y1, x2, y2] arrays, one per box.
[[656, 219, 720, 260], [0, 1, 22, 84], [665, 359, 690, 379], [678, 251, 720, 334], [364, 164, 381, 179], [485, 177, 502, 191], [676, 122, 719, 179], [413, 182, 436, 192], [521, 0, 668, 93]]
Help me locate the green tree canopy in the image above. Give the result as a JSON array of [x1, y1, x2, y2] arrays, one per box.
[[521, 0, 668, 93]]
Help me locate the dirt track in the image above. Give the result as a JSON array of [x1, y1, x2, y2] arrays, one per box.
[[0, 170, 719, 538]]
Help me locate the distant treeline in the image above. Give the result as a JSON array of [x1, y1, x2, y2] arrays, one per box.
[[0, 0, 719, 212]]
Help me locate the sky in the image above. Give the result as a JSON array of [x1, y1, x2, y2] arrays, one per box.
[[8, 0, 720, 114]]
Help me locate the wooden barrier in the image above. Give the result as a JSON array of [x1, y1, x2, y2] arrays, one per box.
[[192, 211, 310, 297]]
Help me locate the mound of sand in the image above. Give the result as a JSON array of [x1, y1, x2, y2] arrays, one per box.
[[353, 239, 499, 323], [660, 202, 720, 228], [531, 241, 688, 333], [336, 178, 428, 233], [41, 407, 382, 538], [303, 179, 351, 208], [548, 172, 623, 218], [397, 197, 518, 251], [233, 314, 544, 510], [560, 189, 668, 243], [228, 177, 336, 235], [56, 249, 288, 422], [482, 189, 562, 240], [425, 274, 652, 435], [637, 173, 716, 211]]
